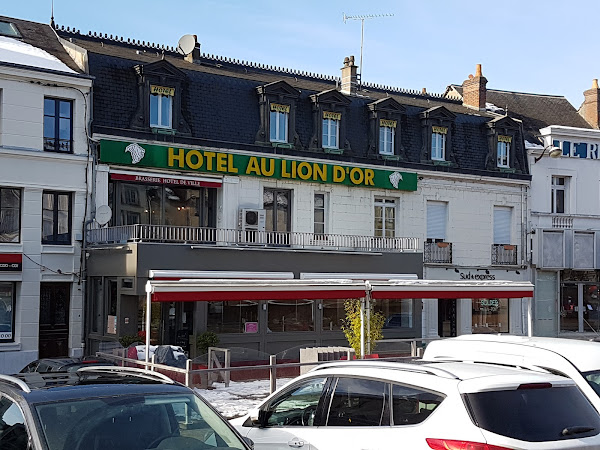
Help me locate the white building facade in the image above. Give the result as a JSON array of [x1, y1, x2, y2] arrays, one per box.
[[0, 19, 93, 374]]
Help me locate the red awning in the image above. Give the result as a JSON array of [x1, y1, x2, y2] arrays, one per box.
[[369, 280, 534, 299]]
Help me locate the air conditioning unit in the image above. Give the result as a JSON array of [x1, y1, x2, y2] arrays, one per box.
[[239, 208, 266, 244], [240, 208, 266, 232]]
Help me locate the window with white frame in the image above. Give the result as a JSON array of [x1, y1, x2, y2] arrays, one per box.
[[322, 111, 340, 149], [379, 119, 396, 155], [427, 201, 447, 241], [374, 198, 395, 237], [431, 126, 447, 160], [150, 85, 173, 128], [551, 176, 567, 214], [493, 206, 512, 244], [497, 135, 511, 168], [314, 193, 326, 235], [269, 103, 289, 143]]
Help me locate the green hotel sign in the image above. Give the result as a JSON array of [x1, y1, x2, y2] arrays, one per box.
[[99, 140, 418, 191]]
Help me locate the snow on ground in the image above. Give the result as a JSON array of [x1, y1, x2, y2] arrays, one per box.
[[196, 377, 293, 419]]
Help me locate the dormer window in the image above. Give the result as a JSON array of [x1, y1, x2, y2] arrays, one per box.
[[431, 126, 447, 161], [269, 103, 289, 143], [150, 85, 173, 129], [322, 111, 340, 149], [379, 119, 396, 155], [497, 135, 511, 168]]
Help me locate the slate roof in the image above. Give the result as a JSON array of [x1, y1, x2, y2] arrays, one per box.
[[51, 25, 530, 179], [0, 15, 83, 73], [446, 84, 591, 143]]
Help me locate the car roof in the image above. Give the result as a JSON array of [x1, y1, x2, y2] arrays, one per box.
[[443, 335, 600, 372]]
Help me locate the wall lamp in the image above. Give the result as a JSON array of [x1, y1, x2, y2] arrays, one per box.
[[533, 145, 562, 163]]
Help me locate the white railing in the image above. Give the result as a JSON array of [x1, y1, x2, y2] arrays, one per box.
[[552, 216, 573, 229], [87, 225, 420, 253]]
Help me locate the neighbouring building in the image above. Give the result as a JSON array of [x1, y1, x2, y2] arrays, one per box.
[[0, 16, 93, 373], [447, 74, 600, 338]]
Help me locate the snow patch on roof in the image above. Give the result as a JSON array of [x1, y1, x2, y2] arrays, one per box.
[[525, 140, 544, 149], [486, 102, 505, 114], [0, 36, 75, 73]]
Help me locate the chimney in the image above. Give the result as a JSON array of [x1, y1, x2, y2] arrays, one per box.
[[462, 64, 488, 110], [580, 79, 600, 129], [340, 56, 358, 95], [184, 35, 201, 64]]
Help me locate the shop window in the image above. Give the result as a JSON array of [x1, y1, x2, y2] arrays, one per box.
[[207, 301, 259, 334], [431, 127, 447, 161], [374, 198, 395, 238], [314, 193, 327, 236], [43, 97, 72, 153], [90, 277, 102, 334], [0, 282, 15, 342], [41, 191, 72, 245], [150, 85, 173, 129], [551, 176, 568, 214], [377, 299, 413, 329], [472, 298, 509, 333], [267, 300, 314, 332], [0, 188, 20, 243], [322, 299, 344, 331]]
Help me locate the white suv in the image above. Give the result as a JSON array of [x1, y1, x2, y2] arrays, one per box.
[[422, 335, 600, 413], [232, 360, 600, 450]]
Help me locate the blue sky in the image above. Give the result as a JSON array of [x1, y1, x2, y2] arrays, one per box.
[[3, 1, 598, 107]]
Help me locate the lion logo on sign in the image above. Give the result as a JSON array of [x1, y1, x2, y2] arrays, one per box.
[[389, 171, 403, 189], [125, 143, 146, 164]]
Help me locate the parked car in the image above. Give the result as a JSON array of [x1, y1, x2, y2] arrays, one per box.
[[19, 356, 116, 373], [0, 366, 252, 450], [422, 335, 600, 412], [232, 359, 600, 449]]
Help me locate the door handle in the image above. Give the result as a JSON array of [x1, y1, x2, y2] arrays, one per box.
[[288, 438, 305, 448]]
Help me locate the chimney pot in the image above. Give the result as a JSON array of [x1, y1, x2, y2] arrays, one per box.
[[476, 64, 482, 77], [593, 79, 599, 89], [422, 87, 427, 94]]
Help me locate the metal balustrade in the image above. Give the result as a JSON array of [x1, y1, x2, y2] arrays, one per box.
[[423, 241, 452, 263], [491, 244, 518, 265], [86, 225, 420, 253]]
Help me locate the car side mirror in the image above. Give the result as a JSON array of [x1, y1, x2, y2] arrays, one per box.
[[242, 436, 254, 449]]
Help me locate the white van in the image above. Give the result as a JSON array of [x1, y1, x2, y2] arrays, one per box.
[[422, 335, 600, 412]]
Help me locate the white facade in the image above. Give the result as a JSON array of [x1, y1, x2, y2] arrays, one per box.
[[0, 60, 92, 373], [530, 125, 600, 337]]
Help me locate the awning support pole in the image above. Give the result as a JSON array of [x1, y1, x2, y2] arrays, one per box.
[[145, 281, 152, 369], [360, 297, 365, 359], [365, 281, 372, 356]]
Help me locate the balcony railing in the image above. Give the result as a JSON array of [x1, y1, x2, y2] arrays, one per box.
[[491, 244, 518, 265], [86, 225, 420, 253], [552, 216, 573, 229], [423, 241, 452, 263]]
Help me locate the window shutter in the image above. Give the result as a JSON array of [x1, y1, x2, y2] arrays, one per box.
[[493, 207, 512, 244], [427, 202, 447, 240]]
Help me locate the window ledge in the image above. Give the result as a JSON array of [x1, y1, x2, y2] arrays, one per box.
[[432, 160, 452, 166], [381, 154, 401, 161], [151, 127, 176, 135], [271, 142, 294, 149], [323, 148, 344, 155], [41, 245, 75, 254], [498, 167, 516, 173], [0, 342, 21, 352]]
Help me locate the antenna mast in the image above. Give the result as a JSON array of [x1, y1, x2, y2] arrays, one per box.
[[50, 0, 55, 28], [343, 12, 393, 88]]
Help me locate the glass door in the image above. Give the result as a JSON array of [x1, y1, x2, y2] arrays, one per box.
[[560, 284, 579, 332]]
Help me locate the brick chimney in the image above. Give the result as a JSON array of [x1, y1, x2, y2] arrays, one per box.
[[580, 79, 600, 129], [340, 55, 358, 95], [462, 64, 488, 111]]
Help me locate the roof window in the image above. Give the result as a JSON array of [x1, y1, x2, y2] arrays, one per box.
[[0, 21, 21, 38]]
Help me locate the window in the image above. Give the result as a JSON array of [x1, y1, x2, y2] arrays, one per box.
[[374, 198, 395, 238], [379, 120, 396, 155], [268, 300, 314, 332], [326, 378, 387, 426], [322, 112, 340, 149], [269, 103, 289, 143], [207, 301, 259, 334], [150, 85, 173, 128], [43, 98, 72, 153], [314, 193, 326, 235], [497, 138, 510, 168], [378, 299, 413, 329], [0, 396, 27, 447], [0, 188, 20, 243], [265, 377, 327, 427], [551, 176, 567, 213], [0, 21, 21, 37], [431, 127, 447, 161], [322, 300, 344, 331], [574, 232, 594, 269], [472, 298, 509, 333], [0, 282, 15, 341], [42, 191, 72, 244], [493, 206, 512, 244], [427, 201, 447, 241], [391, 384, 444, 425]]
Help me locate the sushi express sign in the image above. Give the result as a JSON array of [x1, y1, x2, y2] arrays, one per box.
[[99, 140, 417, 191]]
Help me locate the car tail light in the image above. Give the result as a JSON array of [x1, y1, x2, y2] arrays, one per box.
[[517, 382, 552, 390], [426, 439, 513, 450]]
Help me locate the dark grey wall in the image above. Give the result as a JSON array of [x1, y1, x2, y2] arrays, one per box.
[[87, 243, 424, 295]]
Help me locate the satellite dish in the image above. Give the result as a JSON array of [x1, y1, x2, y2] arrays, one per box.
[[177, 34, 196, 56], [95, 205, 112, 226]]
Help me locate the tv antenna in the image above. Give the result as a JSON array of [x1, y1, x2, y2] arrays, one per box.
[[343, 13, 394, 88]]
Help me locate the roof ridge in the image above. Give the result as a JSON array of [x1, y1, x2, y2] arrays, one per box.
[[487, 87, 567, 99]]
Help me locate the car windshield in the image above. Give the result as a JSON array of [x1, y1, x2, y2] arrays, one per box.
[[583, 370, 600, 397], [35, 392, 246, 450]]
